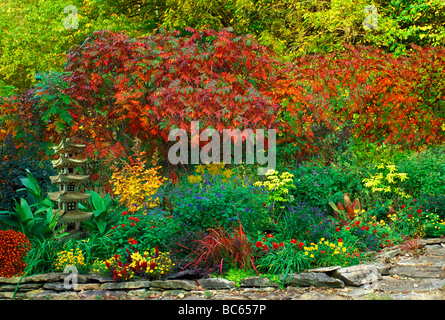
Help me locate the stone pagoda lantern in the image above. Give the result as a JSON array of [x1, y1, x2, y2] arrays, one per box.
[[49, 138, 92, 231]]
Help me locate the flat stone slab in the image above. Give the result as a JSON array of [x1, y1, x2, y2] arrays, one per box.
[[395, 255, 445, 268], [332, 265, 381, 286], [150, 279, 198, 291], [388, 266, 444, 279], [0, 273, 63, 284], [240, 276, 279, 288], [307, 266, 342, 273], [100, 280, 151, 290], [377, 275, 445, 292], [282, 272, 345, 288], [198, 278, 235, 289]]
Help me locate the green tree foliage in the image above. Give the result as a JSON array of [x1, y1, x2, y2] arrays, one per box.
[[1, 0, 444, 91], [0, 0, 153, 91]]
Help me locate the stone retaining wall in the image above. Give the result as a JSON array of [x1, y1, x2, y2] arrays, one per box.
[[0, 262, 388, 300], [2, 238, 443, 300]]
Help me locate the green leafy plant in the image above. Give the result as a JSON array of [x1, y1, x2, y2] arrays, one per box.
[[290, 163, 363, 213], [253, 169, 296, 217], [83, 190, 122, 235], [254, 235, 310, 283], [0, 170, 67, 240]]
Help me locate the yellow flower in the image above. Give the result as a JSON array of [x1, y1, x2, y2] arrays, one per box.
[[222, 169, 233, 178], [188, 175, 202, 184], [195, 164, 206, 174]]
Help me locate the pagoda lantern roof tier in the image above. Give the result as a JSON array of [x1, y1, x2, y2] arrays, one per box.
[[50, 174, 90, 184], [55, 209, 93, 223], [53, 138, 86, 154], [51, 156, 88, 169], [49, 191, 91, 202]]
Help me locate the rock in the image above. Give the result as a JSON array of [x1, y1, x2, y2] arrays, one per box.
[[307, 266, 342, 273], [77, 290, 108, 300], [282, 272, 345, 288], [364, 262, 389, 275], [51, 292, 80, 300], [100, 280, 151, 290], [420, 238, 445, 246], [43, 282, 67, 291], [25, 289, 61, 300], [161, 289, 186, 297], [396, 256, 445, 268], [0, 291, 14, 299], [74, 283, 101, 291], [299, 291, 349, 300], [0, 283, 41, 292], [376, 248, 401, 262], [24, 273, 64, 283], [332, 265, 381, 286], [388, 266, 443, 279], [211, 291, 247, 300], [240, 276, 279, 288], [198, 278, 235, 290], [165, 270, 202, 280], [0, 276, 23, 284], [78, 274, 114, 283], [150, 279, 198, 291]]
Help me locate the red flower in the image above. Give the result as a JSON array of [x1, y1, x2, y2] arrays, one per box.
[[128, 237, 137, 245], [272, 242, 278, 250], [401, 205, 406, 209], [130, 222, 136, 227], [408, 214, 412, 218], [266, 233, 273, 238], [417, 208, 422, 214], [122, 211, 128, 216], [121, 224, 125, 228], [298, 242, 304, 250], [361, 226, 366, 230], [256, 241, 263, 248], [338, 238, 343, 243], [335, 227, 340, 232], [290, 239, 298, 244]]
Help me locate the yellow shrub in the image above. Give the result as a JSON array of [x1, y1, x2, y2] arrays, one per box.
[[110, 157, 167, 213], [362, 160, 410, 200]]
